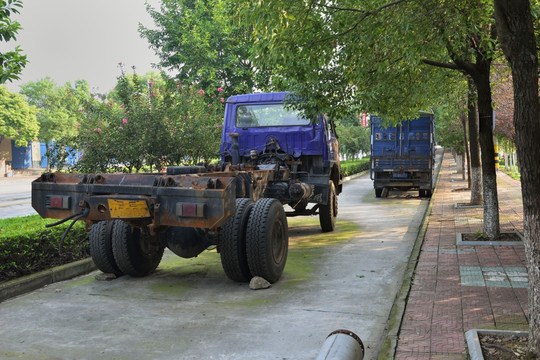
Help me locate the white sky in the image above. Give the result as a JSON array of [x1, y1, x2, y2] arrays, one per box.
[[5, 0, 162, 94]]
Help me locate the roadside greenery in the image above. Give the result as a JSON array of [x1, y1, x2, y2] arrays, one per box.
[[499, 159, 520, 181], [0, 215, 89, 283], [0, 86, 38, 147], [340, 159, 370, 177], [336, 117, 370, 160], [20, 78, 89, 147], [43, 69, 225, 173]]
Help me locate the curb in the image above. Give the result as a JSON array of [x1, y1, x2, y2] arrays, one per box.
[[456, 232, 524, 246], [377, 148, 444, 360], [343, 169, 369, 182], [0, 258, 96, 303], [465, 329, 528, 360]]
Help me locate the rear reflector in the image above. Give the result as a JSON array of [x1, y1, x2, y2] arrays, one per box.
[[47, 195, 71, 209], [176, 203, 205, 218]]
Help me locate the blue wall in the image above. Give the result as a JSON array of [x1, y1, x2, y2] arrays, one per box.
[[11, 141, 32, 169], [40, 143, 48, 168], [39, 142, 80, 168]]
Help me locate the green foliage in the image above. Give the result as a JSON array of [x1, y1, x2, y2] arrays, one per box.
[[140, 0, 263, 97], [340, 159, 370, 177], [49, 69, 225, 173], [501, 167, 520, 181], [336, 117, 371, 159], [431, 80, 468, 153], [0, 0, 27, 83], [434, 110, 464, 153], [20, 78, 90, 145], [0, 215, 89, 282], [0, 86, 39, 146], [239, 0, 465, 121]]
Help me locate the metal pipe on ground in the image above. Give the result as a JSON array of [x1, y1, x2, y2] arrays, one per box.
[[315, 329, 364, 360]]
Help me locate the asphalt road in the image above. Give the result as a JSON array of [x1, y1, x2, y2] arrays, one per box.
[[0, 171, 433, 360], [0, 176, 37, 219]]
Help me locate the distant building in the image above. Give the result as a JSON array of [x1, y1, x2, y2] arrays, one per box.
[[0, 136, 42, 176]]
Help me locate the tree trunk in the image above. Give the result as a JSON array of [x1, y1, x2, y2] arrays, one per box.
[[469, 60, 500, 239], [460, 111, 472, 189], [504, 144, 508, 171], [494, 0, 540, 355], [456, 152, 463, 175], [461, 152, 465, 180], [467, 79, 482, 205]]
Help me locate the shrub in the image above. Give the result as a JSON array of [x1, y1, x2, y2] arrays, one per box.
[[340, 159, 370, 177], [0, 215, 89, 283]]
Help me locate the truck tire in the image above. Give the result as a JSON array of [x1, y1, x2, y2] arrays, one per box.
[[420, 189, 432, 198], [220, 198, 254, 282], [319, 181, 337, 232], [375, 188, 383, 198], [89, 220, 123, 276], [246, 198, 288, 283], [111, 220, 164, 277]]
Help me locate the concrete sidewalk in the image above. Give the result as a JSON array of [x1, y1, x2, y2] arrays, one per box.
[[394, 151, 528, 359]]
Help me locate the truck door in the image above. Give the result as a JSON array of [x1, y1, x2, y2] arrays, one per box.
[[406, 116, 432, 169], [325, 116, 339, 164], [372, 120, 397, 160]]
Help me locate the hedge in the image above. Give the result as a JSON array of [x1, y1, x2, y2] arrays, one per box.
[[341, 158, 370, 177], [0, 215, 89, 283]]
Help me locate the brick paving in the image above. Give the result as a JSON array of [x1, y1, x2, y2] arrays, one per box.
[[394, 152, 528, 359]]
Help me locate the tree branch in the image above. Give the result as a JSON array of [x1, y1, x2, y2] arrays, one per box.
[[421, 59, 460, 70], [314, 0, 408, 44], [335, 0, 408, 38], [315, 2, 367, 13]]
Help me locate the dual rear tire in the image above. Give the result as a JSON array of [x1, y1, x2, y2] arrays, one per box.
[[220, 198, 288, 284], [89, 220, 164, 278]]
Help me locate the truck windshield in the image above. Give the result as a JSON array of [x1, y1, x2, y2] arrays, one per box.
[[236, 104, 311, 127]]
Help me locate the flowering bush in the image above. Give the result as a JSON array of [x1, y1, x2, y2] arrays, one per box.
[[50, 68, 225, 173]]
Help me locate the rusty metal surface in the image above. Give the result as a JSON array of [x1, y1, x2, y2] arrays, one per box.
[[32, 170, 280, 230]]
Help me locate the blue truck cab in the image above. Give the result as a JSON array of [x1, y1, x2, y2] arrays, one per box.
[[370, 113, 435, 198], [220, 92, 341, 231]]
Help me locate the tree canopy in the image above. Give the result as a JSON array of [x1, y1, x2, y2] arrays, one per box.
[[0, 86, 38, 146], [239, 0, 467, 120], [20, 78, 90, 144], [140, 0, 262, 97]]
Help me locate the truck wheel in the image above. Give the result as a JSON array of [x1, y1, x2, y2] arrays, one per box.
[[375, 188, 383, 198], [319, 181, 337, 232], [420, 189, 432, 198], [111, 220, 164, 277], [246, 198, 288, 283], [89, 220, 123, 276], [220, 198, 254, 282]]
